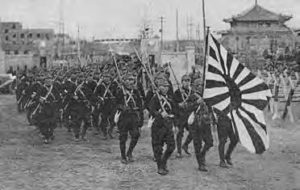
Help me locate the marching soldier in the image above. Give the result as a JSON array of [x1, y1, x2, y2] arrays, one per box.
[[115, 72, 143, 164], [214, 108, 239, 168], [187, 78, 213, 171], [94, 71, 118, 139], [174, 74, 193, 157], [65, 73, 95, 141], [16, 76, 28, 112], [148, 75, 178, 175], [33, 78, 56, 144], [62, 73, 77, 132], [25, 76, 45, 125]]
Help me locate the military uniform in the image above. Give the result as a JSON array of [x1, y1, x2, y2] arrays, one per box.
[[25, 79, 46, 125], [34, 79, 57, 143], [173, 75, 193, 157], [16, 77, 28, 112], [62, 76, 77, 132], [94, 73, 118, 139], [187, 78, 213, 171], [148, 77, 178, 175], [65, 75, 95, 141], [215, 109, 238, 168], [115, 74, 143, 164]]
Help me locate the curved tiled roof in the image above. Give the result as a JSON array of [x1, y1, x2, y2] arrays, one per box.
[[224, 4, 292, 22]]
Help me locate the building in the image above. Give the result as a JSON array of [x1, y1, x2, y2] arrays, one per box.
[[0, 21, 55, 71], [220, 3, 297, 69]]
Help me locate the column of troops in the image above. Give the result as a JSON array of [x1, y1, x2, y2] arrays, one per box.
[[262, 59, 300, 122], [15, 54, 239, 176]]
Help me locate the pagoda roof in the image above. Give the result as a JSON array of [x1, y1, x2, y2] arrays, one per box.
[[224, 4, 292, 23]]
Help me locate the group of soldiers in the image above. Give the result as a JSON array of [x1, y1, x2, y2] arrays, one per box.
[[262, 58, 300, 122], [15, 54, 238, 176]]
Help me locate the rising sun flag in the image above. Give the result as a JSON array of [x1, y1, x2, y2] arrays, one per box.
[[203, 33, 272, 154]]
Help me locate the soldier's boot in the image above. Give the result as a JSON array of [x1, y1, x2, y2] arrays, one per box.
[[157, 168, 168, 175], [73, 125, 81, 142], [100, 119, 109, 140], [17, 104, 22, 113], [157, 160, 168, 175], [101, 127, 108, 140], [49, 128, 55, 141], [26, 111, 33, 125], [198, 164, 208, 172], [198, 157, 208, 172], [225, 147, 236, 166], [127, 152, 134, 163], [182, 144, 191, 156], [160, 159, 169, 174], [121, 158, 128, 164], [43, 138, 49, 144], [218, 137, 229, 168], [182, 133, 193, 155], [225, 137, 238, 166], [219, 160, 229, 168], [153, 156, 157, 162], [74, 134, 80, 142], [108, 124, 115, 139], [67, 119, 72, 132], [176, 133, 183, 158], [120, 140, 128, 164], [80, 125, 88, 141]]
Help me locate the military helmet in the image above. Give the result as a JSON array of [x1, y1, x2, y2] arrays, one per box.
[[181, 74, 191, 81]]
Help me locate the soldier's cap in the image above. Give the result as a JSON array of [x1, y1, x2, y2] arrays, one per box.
[[102, 71, 112, 78], [182, 74, 191, 81], [154, 71, 166, 80], [123, 72, 136, 81], [193, 78, 203, 86], [156, 78, 169, 87], [44, 78, 52, 84], [78, 73, 85, 78], [71, 73, 77, 79]]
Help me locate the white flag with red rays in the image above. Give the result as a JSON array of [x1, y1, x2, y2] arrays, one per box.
[[203, 33, 272, 154]]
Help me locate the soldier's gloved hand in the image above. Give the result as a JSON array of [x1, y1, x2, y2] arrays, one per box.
[[39, 97, 46, 103], [118, 105, 125, 112], [31, 92, 37, 98], [22, 90, 25, 95], [197, 97, 204, 104], [161, 111, 169, 118], [73, 95, 79, 100], [178, 102, 185, 108]]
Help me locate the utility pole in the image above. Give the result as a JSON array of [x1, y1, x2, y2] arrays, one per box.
[[59, 0, 65, 59], [188, 17, 194, 40], [186, 16, 189, 40], [196, 23, 201, 53], [176, 9, 179, 52], [159, 16, 165, 51], [77, 25, 80, 59]]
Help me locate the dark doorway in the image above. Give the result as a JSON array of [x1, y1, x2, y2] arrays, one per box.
[[40, 56, 47, 69]]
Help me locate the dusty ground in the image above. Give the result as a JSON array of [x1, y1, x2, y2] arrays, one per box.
[[0, 94, 299, 190]]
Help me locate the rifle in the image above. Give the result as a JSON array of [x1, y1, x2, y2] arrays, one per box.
[[168, 62, 186, 103], [30, 69, 65, 118], [109, 48, 128, 107], [134, 48, 172, 117]]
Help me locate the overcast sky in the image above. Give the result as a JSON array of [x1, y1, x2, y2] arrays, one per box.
[[0, 0, 299, 40]]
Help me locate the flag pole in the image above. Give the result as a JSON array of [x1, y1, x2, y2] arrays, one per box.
[[202, 27, 209, 92], [202, 0, 206, 42], [201, 0, 209, 95]]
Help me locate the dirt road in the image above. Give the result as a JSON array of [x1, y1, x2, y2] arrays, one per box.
[[0, 95, 299, 190]]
